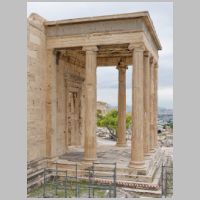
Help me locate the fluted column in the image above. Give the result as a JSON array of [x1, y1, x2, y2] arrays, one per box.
[[150, 57, 155, 151], [82, 45, 98, 161], [116, 60, 128, 147], [46, 49, 57, 158], [143, 51, 151, 155], [128, 43, 146, 172], [154, 63, 158, 147]]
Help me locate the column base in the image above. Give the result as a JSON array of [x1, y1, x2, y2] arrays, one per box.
[[150, 148, 156, 153], [154, 143, 159, 149], [144, 152, 152, 157], [128, 161, 146, 175], [116, 142, 127, 147], [46, 156, 59, 162], [83, 156, 97, 163]]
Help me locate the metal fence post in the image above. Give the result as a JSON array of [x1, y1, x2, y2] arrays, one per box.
[[55, 162, 58, 196], [43, 168, 46, 198], [88, 168, 91, 198], [76, 163, 78, 197], [161, 164, 164, 197], [65, 171, 67, 198], [77, 183, 80, 197], [165, 166, 167, 197], [114, 163, 117, 198], [92, 162, 95, 198], [109, 185, 111, 198]]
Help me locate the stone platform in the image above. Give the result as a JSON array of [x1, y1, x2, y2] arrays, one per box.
[[60, 138, 161, 166], [46, 139, 163, 197]]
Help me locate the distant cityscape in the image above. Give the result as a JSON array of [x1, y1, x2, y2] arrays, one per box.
[[97, 101, 173, 125], [108, 104, 173, 115], [109, 103, 173, 132]]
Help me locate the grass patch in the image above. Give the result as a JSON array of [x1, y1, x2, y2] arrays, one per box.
[[28, 179, 112, 198]]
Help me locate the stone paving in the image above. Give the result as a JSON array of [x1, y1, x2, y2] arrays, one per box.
[[60, 137, 131, 167], [56, 137, 168, 198]]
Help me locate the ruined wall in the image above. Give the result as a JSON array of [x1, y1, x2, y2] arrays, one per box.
[[27, 14, 86, 165], [45, 54, 86, 157], [64, 58, 85, 147], [27, 14, 47, 163], [56, 59, 67, 155]]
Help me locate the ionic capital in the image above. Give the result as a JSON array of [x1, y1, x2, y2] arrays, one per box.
[[116, 59, 128, 70], [82, 45, 98, 52], [150, 56, 156, 65], [144, 51, 151, 58], [155, 63, 159, 69], [128, 42, 146, 52]]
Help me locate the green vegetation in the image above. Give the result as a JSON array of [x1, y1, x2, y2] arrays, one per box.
[[167, 121, 173, 129], [163, 120, 173, 130], [97, 109, 132, 140], [28, 180, 108, 198]]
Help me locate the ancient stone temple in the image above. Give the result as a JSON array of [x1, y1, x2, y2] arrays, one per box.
[[27, 11, 162, 194]]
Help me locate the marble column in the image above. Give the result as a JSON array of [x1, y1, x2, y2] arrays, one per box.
[[154, 63, 158, 147], [150, 57, 155, 151], [116, 60, 128, 147], [46, 49, 57, 158], [128, 43, 146, 171], [82, 45, 98, 161], [143, 51, 151, 155]]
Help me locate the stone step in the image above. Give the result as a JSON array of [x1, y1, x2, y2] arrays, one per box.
[[122, 187, 162, 198], [47, 166, 157, 183], [47, 149, 163, 184], [52, 159, 129, 173], [27, 168, 44, 180], [53, 159, 161, 180], [47, 172, 160, 191]]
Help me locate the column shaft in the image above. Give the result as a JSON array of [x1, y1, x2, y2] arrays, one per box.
[[82, 46, 98, 161], [46, 49, 57, 158], [150, 58, 155, 150], [154, 64, 158, 147], [117, 62, 127, 147], [129, 44, 145, 171], [143, 52, 151, 154]]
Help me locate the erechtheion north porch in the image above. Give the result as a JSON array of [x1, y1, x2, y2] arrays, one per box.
[[27, 11, 162, 190]]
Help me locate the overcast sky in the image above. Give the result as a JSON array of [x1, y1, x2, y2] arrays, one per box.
[[27, 2, 173, 109]]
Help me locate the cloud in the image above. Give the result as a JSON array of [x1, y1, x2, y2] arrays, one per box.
[[97, 67, 118, 89], [97, 67, 173, 109], [97, 86, 173, 109], [27, 2, 173, 21], [27, 2, 173, 108], [158, 87, 173, 109]]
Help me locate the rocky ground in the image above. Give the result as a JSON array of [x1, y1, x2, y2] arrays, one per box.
[[158, 131, 173, 147], [158, 131, 173, 165], [29, 129, 173, 198], [96, 127, 173, 148], [96, 127, 173, 164], [96, 127, 132, 141], [96, 127, 173, 198]]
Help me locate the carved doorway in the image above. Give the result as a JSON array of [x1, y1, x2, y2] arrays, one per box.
[[67, 91, 80, 146], [65, 73, 83, 148]]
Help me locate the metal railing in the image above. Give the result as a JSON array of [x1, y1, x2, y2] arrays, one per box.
[[36, 162, 117, 198], [160, 157, 173, 197]]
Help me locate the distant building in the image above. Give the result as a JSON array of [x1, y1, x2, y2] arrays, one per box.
[[97, 101, 110, 116]]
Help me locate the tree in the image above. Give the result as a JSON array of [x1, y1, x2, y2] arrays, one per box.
[[163, 120, 173, 131], [97, 109, 132, 140], [167, 120, 173, 129]]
